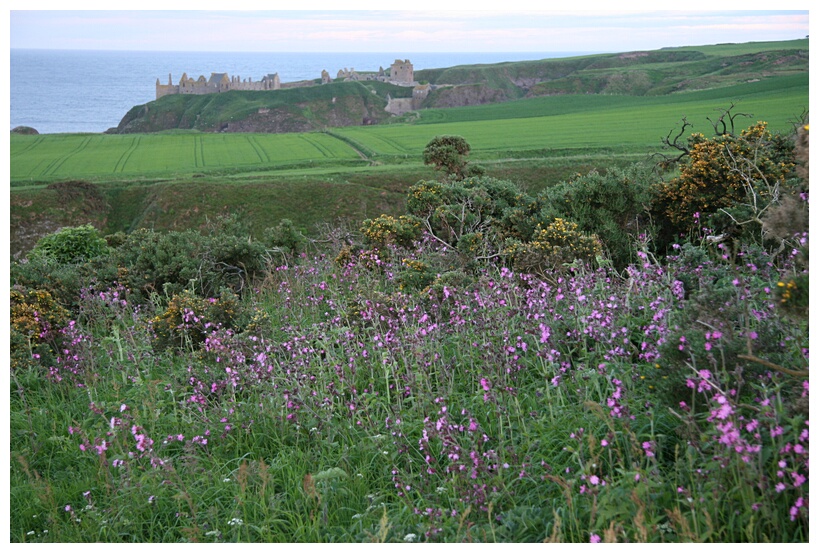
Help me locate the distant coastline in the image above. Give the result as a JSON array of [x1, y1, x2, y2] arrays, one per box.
[[11, 50, 594, 134]]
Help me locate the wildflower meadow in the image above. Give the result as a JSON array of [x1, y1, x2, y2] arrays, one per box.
[[9, 120, 809, 543]]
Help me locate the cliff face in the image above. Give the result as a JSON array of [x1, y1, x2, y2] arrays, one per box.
[[423, 84, 508, 109]]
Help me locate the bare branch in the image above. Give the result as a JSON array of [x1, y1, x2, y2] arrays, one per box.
[[707, 102, 752, 136], [737, 354, 809, 378], [655, 116, 693, 168]]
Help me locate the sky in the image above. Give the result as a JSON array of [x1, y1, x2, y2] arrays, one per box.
[[6, 3, 811, 54]]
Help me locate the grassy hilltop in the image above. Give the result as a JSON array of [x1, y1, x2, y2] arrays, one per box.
[[115, 81, 414, 134]]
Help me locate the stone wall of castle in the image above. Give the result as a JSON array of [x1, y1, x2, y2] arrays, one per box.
[[156, 60, 415, 100], [390, 59, 414, 84], [385, 83, 431, 115], [156, 72, 280, 99]]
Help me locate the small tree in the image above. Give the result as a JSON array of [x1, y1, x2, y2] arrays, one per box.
[[422, 135, 472, 181]]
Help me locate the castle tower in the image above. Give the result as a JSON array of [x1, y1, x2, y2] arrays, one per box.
[[390, 59, 414, 84]]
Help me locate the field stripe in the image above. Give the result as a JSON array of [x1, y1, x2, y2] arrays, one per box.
[[199, 136, 206, 167], [14, 135, 45, 155], [246, 135, 270, 163], [371, 133, 410, 154], [301, 135, 334, 158], [42, 135, 93, 176], [193, 135, 203, 168], [113, 136, 142, 174]]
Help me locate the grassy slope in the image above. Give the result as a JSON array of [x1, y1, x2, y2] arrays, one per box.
[[117, 80, 414, 133], [415, 39, 807, 100]]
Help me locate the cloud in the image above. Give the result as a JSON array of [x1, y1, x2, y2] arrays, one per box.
[[9, 9, 809, 52]]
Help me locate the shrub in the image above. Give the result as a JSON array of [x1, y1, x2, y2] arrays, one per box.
[[651, 121, 796, 250], [10, 256, 74, 305], [10, 287, 71, 372], [422, 135, 472, 181], [407, 176, 534, 252], [112, 228, 205, 297], [541, 164, 655, 269], [112, 223, 266, 298], [360, 214, 422, 250], [150, 288, 242, 351], [504, 218, 603, 276], [28, 224, 109, 264], [263, 218, 307, 258], [396, 258, 436, 291]]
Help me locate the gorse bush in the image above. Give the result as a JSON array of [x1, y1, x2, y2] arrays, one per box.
[[9, 287, 71, 373], [263, 218, 308, 258], [360, 214, 423, 250], [651, 121, 798, 252], [111, 216, 267, 299], [503, 219, 603, 276], [422, 135, 473, 181], [150, 288, 242, 351]]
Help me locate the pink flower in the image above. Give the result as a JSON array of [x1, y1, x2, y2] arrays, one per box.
[[539, 323, 551, 343], [590, 534, 601, 543]]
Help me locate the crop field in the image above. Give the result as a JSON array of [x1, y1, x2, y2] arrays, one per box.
[[10, 132, 363, 181], [10, 74, 807, 182], [411, 74, 808, 125], [335, 80, 808, 157]]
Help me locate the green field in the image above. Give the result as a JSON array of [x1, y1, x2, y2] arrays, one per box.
[[10, 73, 808, 182], [10, 132, 364, 181]]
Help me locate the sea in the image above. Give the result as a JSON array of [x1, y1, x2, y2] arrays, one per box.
[[10, 49, 591, 135]]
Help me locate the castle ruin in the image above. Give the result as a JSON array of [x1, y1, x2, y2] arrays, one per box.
[[389, 59, 414, 84], [156, 59, 416, 100], [156, 72, 281, 99]]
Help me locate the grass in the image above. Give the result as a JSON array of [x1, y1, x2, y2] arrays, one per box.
[[10, 132, 363, 181], [10, 231, 810, 542]]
